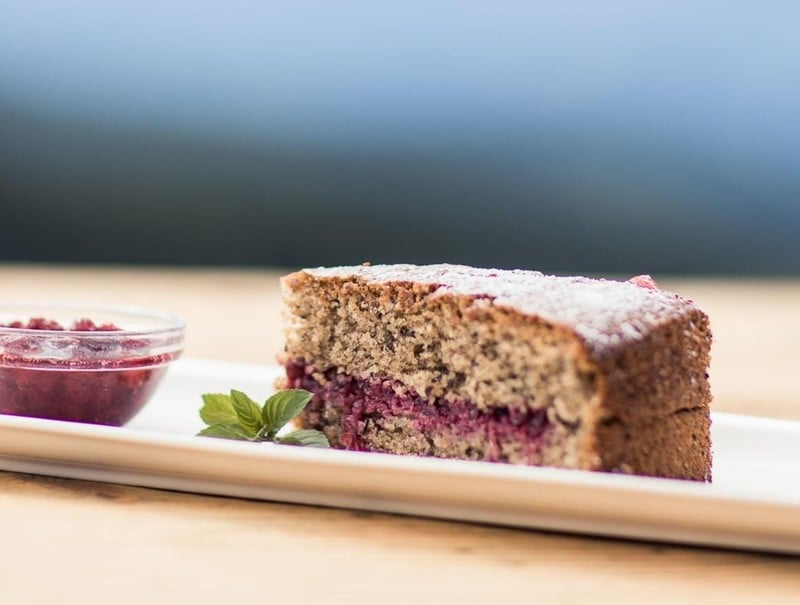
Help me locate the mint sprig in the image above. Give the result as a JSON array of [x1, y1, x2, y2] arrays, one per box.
[[197, 389, 329, 448]]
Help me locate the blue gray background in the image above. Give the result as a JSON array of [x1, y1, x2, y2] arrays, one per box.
[[1, 2, 798, 274]]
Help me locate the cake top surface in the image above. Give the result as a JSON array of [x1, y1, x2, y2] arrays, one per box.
[[297, 264, 705, 354]]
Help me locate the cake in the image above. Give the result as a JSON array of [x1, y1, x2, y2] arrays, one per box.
[[281, 264, 712, 481]]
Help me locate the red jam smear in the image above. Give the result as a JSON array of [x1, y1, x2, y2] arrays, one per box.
[[285, 361, 550, 463], [0, 318, 174, 426], [628, 274, 658, 290]]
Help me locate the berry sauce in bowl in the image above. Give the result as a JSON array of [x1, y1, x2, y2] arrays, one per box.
[[0, 303, 185, 426]]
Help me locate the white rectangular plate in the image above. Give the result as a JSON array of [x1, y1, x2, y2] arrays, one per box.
[[0, 359, 798, 554]]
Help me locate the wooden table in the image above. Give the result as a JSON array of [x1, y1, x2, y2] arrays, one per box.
[[1, 264, 799, 603]]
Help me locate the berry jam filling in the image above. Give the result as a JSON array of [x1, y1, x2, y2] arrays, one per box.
[[1, 317, 120, 331], [0, 317, 177, 426], [285, 361, 550, 463]]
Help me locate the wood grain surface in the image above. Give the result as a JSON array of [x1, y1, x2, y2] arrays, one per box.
[[1, 264, 799, 603]]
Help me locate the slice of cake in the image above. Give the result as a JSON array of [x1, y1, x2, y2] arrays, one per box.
[[281, 264, 712, 481]]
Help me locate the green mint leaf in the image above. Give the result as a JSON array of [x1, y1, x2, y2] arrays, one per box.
[[261, 389, 313, 434], [198, 423, 251, 440], [198, 388, 322, 447], [199, 393, 238, 426], [277, 429, 330, 448], [230, 389, 265, 437]]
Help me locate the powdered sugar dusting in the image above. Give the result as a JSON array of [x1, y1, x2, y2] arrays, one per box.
[[302, 264, 703, 355]]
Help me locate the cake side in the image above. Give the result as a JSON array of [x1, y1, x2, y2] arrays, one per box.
[[280, 265, 712, 480], [588, 309, 712, 479]]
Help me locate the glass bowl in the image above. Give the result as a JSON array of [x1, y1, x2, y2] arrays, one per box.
[[0, 303, 185, 426]]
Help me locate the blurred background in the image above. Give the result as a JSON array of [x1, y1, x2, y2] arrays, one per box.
[[1, 1, 798, 275]]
